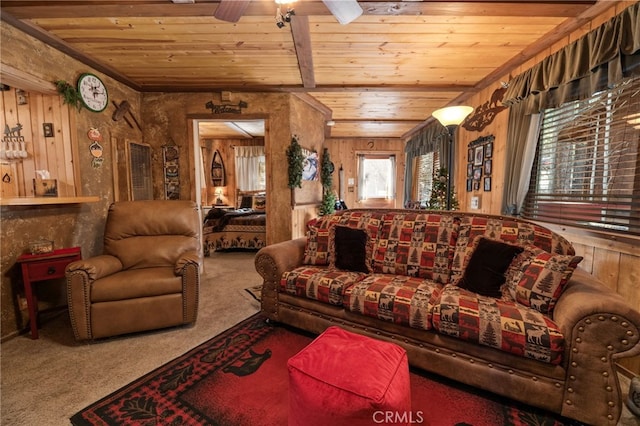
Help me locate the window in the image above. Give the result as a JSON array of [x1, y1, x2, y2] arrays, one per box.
[[234, 145, 266, 191], [414, 152, 440, 206], [357, 154, 396, 200], [523, 76, 640, 235]]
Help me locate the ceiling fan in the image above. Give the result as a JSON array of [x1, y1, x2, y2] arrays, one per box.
[[212, 0, 363, 25]]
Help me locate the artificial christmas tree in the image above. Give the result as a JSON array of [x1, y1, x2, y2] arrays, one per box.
[[427, 167, 460, 210]]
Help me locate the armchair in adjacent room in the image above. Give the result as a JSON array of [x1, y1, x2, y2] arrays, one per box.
[[65, 200, 202, 340]]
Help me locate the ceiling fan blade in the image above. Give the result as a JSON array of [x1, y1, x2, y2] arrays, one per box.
[[214, 0, 250, 23], [322, 0, 363, 25]]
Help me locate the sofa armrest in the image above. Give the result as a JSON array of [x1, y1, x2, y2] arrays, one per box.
[[552, 267, 640, 423], [254, 237, 306, 320], [175, 249, 202, 275], [66, 254, 123, 281], [175, 249, 201, 324], [65, 255, 123, 340]]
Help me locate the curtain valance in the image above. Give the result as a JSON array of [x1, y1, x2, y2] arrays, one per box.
[[404, 123, 447, 156], [503, 2, 640, 113], [234, 145, 264, 157]]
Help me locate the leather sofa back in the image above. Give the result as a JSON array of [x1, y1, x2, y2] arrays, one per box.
[[104, 200, 200, 270]]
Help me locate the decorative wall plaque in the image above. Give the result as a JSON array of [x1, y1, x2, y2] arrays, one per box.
[[462, 85, 508, 132]]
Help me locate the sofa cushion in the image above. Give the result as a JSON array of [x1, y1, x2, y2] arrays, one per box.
[[456, 236, 524, 298], [303, 211, 382, 266], [330, 225, 371, 273], [371, 213, 459, 284], [451, 216, 576, 282], [505, 246, 583, 315], [343, 274, 443, 331], [432, 285, 564, 365], [281, 266, 366, 306]]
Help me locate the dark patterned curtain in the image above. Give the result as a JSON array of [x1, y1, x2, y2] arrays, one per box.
[[403, 123, 447, 206], [503, 2, 640, 113]]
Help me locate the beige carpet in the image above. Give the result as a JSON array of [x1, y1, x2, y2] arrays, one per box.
[[0, 251, 261, 426]]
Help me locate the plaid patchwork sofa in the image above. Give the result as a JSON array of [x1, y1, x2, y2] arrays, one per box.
[[255, 209, 640, 426]]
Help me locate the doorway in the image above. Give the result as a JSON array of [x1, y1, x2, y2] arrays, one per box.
[[191, 118, 266, 220]]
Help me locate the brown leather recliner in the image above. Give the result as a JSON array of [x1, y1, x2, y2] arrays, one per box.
[[66, 200, 202, 340]]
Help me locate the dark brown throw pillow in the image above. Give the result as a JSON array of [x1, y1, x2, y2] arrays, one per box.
[[333, 225, 369, 273], [458, 237, 524, 298]]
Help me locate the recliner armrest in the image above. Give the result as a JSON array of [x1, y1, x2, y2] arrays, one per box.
[[66, 255, 123, 281], [175, 249, 202, 275]]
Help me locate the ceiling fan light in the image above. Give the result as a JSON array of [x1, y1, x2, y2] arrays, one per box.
[[275, 0, 294, 4], [432, 106, 474, 127], [322, 0, 363, 25]]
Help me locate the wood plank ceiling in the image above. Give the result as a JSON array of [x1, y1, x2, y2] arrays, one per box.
[[0, 0, 607, 139]]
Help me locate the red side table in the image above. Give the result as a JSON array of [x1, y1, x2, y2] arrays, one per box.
[[16, 246, 81, 339]]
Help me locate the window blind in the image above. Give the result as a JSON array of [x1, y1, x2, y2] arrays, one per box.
[[414, 152, 440, 204], [523, 76, 640, 235]]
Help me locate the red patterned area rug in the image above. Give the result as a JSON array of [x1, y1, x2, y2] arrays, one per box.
[[71, 314, 582, 426]]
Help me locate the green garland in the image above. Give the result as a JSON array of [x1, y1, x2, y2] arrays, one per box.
[[286, 135, 304, 189], [54, 80, 83, 111]]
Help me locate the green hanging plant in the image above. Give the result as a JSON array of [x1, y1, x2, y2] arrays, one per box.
[[319, 148, 336, 216], [321, 147, 334, 190], [54, 80, 83, 111], [286, 135, 304, 189]]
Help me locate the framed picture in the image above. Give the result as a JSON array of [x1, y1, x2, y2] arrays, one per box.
[[43, 123, 54, 138], [467, 148, 474, 162], [484, 176, 492, 191], [466, 179, 472, 192], [485, 142, 493, 158], [474, 145, 484, 166], [484, 159, 492, 175], [467, 163, 473, 177], [473, 180, 480, 191], [302, 150, 319, 181], [473, 167, 482, 181]]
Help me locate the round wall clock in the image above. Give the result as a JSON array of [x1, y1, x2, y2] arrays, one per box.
[[77, 73, 108, 112]]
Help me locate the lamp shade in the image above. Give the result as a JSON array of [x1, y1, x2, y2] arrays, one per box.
[[432, 106, 474, 127]]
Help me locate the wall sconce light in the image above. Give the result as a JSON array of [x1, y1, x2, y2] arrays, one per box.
[[432, 105, 474, 210]]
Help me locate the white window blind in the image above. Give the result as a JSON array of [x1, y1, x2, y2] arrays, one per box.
[[523, 76, 640, 235], [414, 151, 440, 204]]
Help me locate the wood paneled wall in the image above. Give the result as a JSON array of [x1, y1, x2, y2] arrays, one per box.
[[0, 87, 77, 198], [324, 137, 405, 210], [452, 1, 640, 373]]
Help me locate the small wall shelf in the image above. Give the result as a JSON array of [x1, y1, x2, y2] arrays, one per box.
[[0, 196, 100, 206]]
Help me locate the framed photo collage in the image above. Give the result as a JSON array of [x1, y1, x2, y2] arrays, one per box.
[[466, 135, 494, 193]]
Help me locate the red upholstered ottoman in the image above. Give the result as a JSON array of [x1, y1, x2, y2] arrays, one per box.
[[287, 326, 411, 426]]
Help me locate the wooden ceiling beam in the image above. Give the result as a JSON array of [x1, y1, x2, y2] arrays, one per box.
[[290, 15, 316, 89], [0, 1, 596, 19]]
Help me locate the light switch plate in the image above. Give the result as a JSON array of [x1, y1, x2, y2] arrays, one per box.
[[470, 196, 481, 210]]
